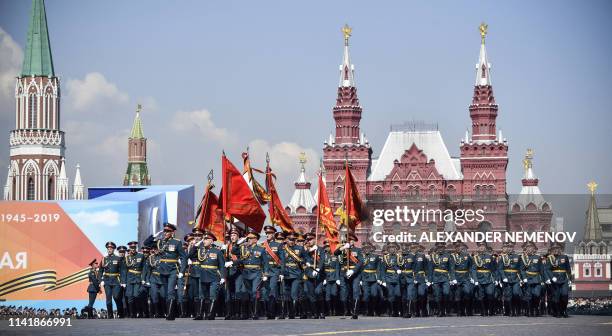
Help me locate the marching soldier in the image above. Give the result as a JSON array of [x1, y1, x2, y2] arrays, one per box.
[[319, 240, 341, 316], [143, 223, 188, 320], [472, 242, 496, 316], [303, 232, 322, 319], [280, 232, 308, 319], [545, 242, 572, 318], [125, 241, 146, 318], [261, 226, 283, 319], [99, 242, 127, 319], [381, 242, 403, 317], [143, 244, 164, 318], [221, 228, 244, 320], [334, 232, 364, 319], [186, 229, 204, 318], [413, 243, 429, 317], [452, 242, 473, 316], [359, 242, 380, 316], [399, 243, 416, 318], [140, 245, 152, 318], [190, 231, 226, 320], [519, 241, 544, 317], [117, 245, 128, 317], [86, 259, 101, 319], [234, 231, 266, 319], [177, 236, 192, 317], [497, 242, 522, 316], [429, 242, 455, 317]]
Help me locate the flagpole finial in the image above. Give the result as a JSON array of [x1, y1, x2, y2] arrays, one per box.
[[207, 169, 214, 182], [587, 181, 598, 195], [342, 24, 352, 45], [479, 22, 488, 45], [266, 152, 270, 164]]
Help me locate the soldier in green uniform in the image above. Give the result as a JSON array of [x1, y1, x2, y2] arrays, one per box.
[[143, 244, 164, 318], [125, 241, 146, 318], [143, 223, 188, 320], [428, 242, 455, 317], [303, 232, 322, 319], [471, 242, 496, 316], [177, 236, 192, 317], [334, 232, 364, 319], [261, 226, 283, 319], [235, 231, 266, 319], [85, 259, 101, 319], [545, 243, 572, 318], [519, 241, 544, 317], [99, 242, 127, 319], [280, 232, 308, 319], [222, 228, 245, 320], [139, 245, 151, 318], [451, 242, 473, 316], [381, 242, 403, 317], [358, 242, 380, 316], [318, 240, 341, 316], [413, 243, 430, 317], [399, 243, 416, 318], [497, 242, 522, 316], [186, 229, 203, 318], [117, 245, 128, 317], [189, 231, 226, 320]]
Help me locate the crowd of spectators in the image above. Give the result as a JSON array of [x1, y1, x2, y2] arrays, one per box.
[[0, 305, 108, 319], [568, 297, 612, 315]]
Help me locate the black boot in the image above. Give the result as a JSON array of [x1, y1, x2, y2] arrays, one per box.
[[266, 299, 275, 319], [193, 300, 204, 320], [439, 298, 446, 317], [289, 300, 297, 319], [207, 300, 217, 320], [480, 299, 487, 317], [277, 300, 286, 319], [165, 299, 176, 320], [421, 297, 428, 317], [351, 299, 359, 319], [318, 299, 326, 319], [252, 299, 259, 320], [561, 297, 569, 318], [299, 299, 308, 319], [106, 304, 114, 319]]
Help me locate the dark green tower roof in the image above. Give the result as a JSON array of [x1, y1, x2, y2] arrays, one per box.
[[21, 0, 55, 77]]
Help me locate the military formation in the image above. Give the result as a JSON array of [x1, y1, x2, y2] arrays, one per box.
[[85, 223, 573, 320]]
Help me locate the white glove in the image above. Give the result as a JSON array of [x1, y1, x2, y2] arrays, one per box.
[[545, 279, 551, 285], [188, 259, 193, 265], [100, 281, 105, 287], [377, 280, 383, 285], [396, 269, 402, 274], [141, 280, 145, 285], [120, 284, 126, 288], [523, 278, 528, 283], [552, 277, 557, 283], [262, 276, 268, 282], [220, 244, 227, 250], [451, 279, 458, 285], [279, 275, 284, 281], [335, 280, 341, 285], [413, 280, 418, 284], [306, 262, 312, 268], [220, 278, 226, 285], [309, 245, 318, 252], [359, 281, 363, 286], [177, 273, 183, 279], [146, 282, 150, 286], [346, 270, 354, 278], [474, 281, 479, 286], [503, 278, 508, 283], [154, 230, 163, 237], [426, 281, 431, 287], [237, 237, 246, 244], [568, 281, 572, 286], [469, 278, 474, 284], [323, 279, 327, 285], [382, 282, 387, 287], [342, 243, 350, 250], [315, 268, 320, 273], [312, 270, 318, 277], [225, 261, 234, 268], [494, 281, 499, 286]]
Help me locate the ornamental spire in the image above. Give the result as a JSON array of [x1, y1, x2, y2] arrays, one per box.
[[130, 104, 145, 139], [21, 0, 55, 77], [475, 22, 491, 86], [339, 24, 355, 87], [583, 181, 602, 241]]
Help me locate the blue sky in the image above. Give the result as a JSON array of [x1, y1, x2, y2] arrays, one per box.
[[0, 0, 611, 201]]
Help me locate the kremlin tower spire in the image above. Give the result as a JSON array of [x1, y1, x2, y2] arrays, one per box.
[[5, 0, 67, 200], [287, 153, 317, 233], [72, 163, 85, 200], [323, 24, 372, 214], [123, 104, 151, 186], [583, 181, 602, 242]]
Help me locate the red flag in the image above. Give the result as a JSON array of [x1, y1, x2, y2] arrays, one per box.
[[266, 162, 295, 233], [221, 154, 266, 233], [344, 162, 364, 232], [317, 173, 339, 253], [242, 151, 270, 204], [195, 183, 225, 243]]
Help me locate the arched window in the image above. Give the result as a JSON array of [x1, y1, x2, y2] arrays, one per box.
[[475, 185, 481, 199], [27, 177, 35, 200], [583, 263, 591, 278], [594, 263, 602, 277], [478, 221, 492, 233], [47, 177, 54, 200], [11, 176, 16, 200], [447, 185, 456, 201], [335, 187, 344, 203], [429, 185, 436, 200], [29, 94, 37, 129], [392, 185, 401, 200]]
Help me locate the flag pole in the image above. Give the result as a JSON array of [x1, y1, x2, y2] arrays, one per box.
[[344, 155, 350, 270], [314, 159, 322, 270]]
